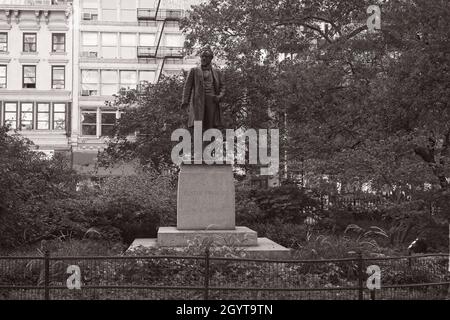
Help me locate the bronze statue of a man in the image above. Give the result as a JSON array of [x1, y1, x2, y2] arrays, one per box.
[[181, 48, 226, 130]]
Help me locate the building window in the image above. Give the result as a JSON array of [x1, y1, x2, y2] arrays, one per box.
[[52, 34, 65, 53], [20, 102, 33, 130], [82, 0, 99, 21], [0, 33, 7, 52], [81, 32, 98, 57], [102, 0, 117, 21], [23, 33, 37, 53], [139, 33, 155, 47], [120, 33, 136, 59], [0, 65, 6, 88], [119, 70, 137, 90], [37, 103, 50, 130], [120, 0, 136, 22], [101, 33, 118, 59], [53, 103, 66, 130], [101, 70, 118, 95], [81, 70, 99, 96], [139, 70, 155, 84], [164, 34, 184, 47], [52, 66, 65, 89], [101, 111, 117, 136], [23, 65, 36, 88], [81, 110, 97, 136], [4, 102, 17, 129]]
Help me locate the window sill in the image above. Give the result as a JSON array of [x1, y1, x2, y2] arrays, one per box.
[[21, 52, 39, 55]]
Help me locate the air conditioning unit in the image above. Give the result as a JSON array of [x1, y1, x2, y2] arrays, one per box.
[[82, 13, 92, 20], [88, 51, 98, 58], [81, 89, 89, 96]]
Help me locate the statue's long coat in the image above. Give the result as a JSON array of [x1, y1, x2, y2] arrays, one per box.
[[182, 66, 226, 128]]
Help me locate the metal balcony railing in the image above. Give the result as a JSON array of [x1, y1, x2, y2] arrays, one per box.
[[137, 9, 183, 21], [4, 0, 70, 5], [137, 46, 184, 58]]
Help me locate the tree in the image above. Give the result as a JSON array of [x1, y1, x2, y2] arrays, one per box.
[[0, 126, 78, 248], [182, 0, 450, 209]]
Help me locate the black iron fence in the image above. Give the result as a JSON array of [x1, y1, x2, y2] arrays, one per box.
[[0, 252, 448, 300]]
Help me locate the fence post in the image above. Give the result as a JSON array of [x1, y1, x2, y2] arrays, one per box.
[[357, 251, 364, 300], [44, 250, 50, 301], [204, 248, 210, 300]]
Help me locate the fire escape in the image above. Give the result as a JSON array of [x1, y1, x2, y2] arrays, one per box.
[[137, 0, 184, 84]]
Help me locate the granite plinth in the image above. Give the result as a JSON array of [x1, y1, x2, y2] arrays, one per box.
[[177, 164, 235, 230]]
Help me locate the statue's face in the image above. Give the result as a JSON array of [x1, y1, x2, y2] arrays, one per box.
[[201, 52, 213, 66]]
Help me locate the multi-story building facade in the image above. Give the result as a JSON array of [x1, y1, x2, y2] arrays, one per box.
[[72, 0, 200, 174], [0, 0, 202, 172], [0, 0, 74, 156]]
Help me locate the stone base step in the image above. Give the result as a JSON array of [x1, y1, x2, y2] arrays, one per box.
[[129, 237, 291, 260], [157, 226, 258, 247]]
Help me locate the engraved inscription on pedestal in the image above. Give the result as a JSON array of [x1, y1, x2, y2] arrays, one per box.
[[177, 164, 235, 230]]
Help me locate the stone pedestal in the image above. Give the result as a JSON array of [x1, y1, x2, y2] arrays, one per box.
[[130, 164, 290, 259], [177, 164, 235, 230]]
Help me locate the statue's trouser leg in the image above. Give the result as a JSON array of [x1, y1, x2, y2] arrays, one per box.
[[203, 95, 220, 157]]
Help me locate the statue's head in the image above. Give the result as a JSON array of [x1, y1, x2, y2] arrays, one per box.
[[200, 48, 214, 67]]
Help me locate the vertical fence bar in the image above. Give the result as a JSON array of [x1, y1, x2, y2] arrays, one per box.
[[44, 250, 50, 301], [357, 252, 364, 300], [204, 248, 210, 300]]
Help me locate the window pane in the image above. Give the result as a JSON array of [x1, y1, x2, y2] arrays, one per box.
[[101, 125, 115, 136], [23, 65, 36, 88], [120, 71, 136, 85], [54, 103, 66, 112], [82, 70, 98, 83], [21, 103, 33, 130], [101, 84, 118, 95], [165, 34, 183, 47], [21, 103, 33, 112], [139, 71, 155, 82], [5, 113, 16, 121], [101, 70, 118, 83], [120, 47, 135, 59], [139, 34, 155, 46], [138, 0, 153, 7], [81, 111, 97, 136], [0, 65, 6, 88], [37, 113, 49, 121], [37, 103, 50, 112], [102, 47, 118, 59], [5, 103, 16, 112], [102, 113, 116, 124], [82, 0, 98, 8], [120, 10, 135, 22], [82, 125, 97, 135], [121, 0, 135, 9], [102, 0, 115, 9], [37, 121, 49, 130], [102, 9, 117, 21], [23, 34, 36, 52], [82, 112, 97, 124], [0, 33, 6, 52], [102, 33, 117, 46], [120, 34, 136, 46], [82, 32, 98, 46], [54, 113, 66, 130]]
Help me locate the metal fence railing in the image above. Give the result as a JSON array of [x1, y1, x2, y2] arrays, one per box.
[[0, 251, 448, 300]]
